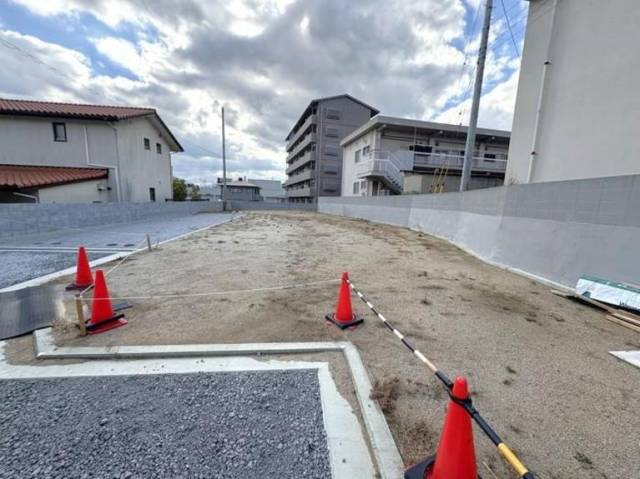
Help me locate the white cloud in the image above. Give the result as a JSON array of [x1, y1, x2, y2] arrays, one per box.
[[2, 0, 522, 183]]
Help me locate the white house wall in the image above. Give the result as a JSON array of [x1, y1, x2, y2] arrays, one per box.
[[341, 130, 376, 196], [115, 117, 172, 202], [507, 0, 640, 184], [38, 179, 108, 204]]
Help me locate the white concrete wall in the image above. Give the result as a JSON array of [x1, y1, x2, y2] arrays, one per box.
[[37, 179, 109, 204], [507, 0, 640, 184], [319, 175, 640, 288], [0, 115, 174, 202]]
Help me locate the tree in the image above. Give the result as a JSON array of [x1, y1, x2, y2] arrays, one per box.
[[191, 184, 201, 200], [172, 177, 187, 201]]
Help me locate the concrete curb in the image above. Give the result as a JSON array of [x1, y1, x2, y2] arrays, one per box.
[[0, 215, 235, 293], [32, 328, 404, 479]]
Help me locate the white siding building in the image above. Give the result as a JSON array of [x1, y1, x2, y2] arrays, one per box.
[[507, 0, 640, 184], [0, 99, 183, 203], [341, 115, 510, 196]]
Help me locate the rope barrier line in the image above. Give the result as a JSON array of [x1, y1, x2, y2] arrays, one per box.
[[80, 278, 340, 302], [346, 278, 535, 479], [79, 237, 149, 297]]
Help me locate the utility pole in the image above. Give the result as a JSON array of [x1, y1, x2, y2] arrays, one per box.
[[221, 106, 227, 207], [460, 0, 493, 192]]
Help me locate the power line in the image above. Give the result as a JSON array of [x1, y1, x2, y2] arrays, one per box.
[[500, 0, 521, 56], [453, 0, 484, 126], [0, 35, 115, 104], [489, 0, 555, 53]]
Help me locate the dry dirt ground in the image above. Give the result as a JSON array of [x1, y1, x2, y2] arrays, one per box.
[[8, 211, 640, 478]]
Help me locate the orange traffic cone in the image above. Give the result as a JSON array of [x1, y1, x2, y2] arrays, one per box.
[[325, 272, 364, 329], [86, 269, 127, 335], [404, 377, 478, 479], [66, 246, 93, 290]]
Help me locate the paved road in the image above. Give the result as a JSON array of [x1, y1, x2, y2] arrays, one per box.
[[0, 369, 330, 479], [0, 212, 231, 289]]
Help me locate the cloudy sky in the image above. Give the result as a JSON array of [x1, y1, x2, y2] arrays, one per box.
[[0, 0, 529, 184]]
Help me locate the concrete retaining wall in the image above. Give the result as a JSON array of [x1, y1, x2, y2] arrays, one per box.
[[319, 175, 640, 287], [0, 201, 221, 239], [227, 201, 316, 212]]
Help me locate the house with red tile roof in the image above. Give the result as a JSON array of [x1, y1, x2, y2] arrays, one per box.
[[0, 99, 183, 203]]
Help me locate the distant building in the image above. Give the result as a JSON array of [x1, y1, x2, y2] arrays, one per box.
[[246, 179, 286, 203], [209, 177, 262, 201], [200, 178, 284, 202], [283, 94, 378, 203], [340, 115, 510, 196], [507, 0, 640, 184], [0, 98, 183, 203]]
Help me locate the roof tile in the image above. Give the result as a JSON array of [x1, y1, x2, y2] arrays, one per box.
[[0, 98, 155, 121], [0, 164, 108, 188]]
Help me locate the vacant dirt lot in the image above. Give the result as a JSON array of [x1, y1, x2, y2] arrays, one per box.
[[15, 211, 640, 478]]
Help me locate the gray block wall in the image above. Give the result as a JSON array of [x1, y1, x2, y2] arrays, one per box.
[[226, 201, 316, 212], [319, 175, 640, 287], [0, 201, 221, 240]]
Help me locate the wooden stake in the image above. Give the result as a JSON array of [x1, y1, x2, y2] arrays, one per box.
[[146, 234, 152, 252], [75, 296, 86, 336]]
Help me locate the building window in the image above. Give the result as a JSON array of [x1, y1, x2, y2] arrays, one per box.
[[156, 142, 162, 154], [325, 127, 339, 138], [149, 187, 156, 201], [325, 108, 341, 120], [362, 145, 370, 158], [410, 145, 432, 153], [355, 149, 361, 163], [353, 182, 360, 194], [324, 145, 339, 157], [483, 153, 496, 162], [144, 138, 151, 150], [52, 122, 67, 142]]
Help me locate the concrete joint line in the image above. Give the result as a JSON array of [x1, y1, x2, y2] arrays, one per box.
[[32, 328, 404, 479]]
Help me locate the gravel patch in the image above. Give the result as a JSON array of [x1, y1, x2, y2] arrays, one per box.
[[0, 369, 331, 478], [0, 251, 108, 289]]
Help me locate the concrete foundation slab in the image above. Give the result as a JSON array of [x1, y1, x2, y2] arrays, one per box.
[[0, 341, 376, 479], [29, 328, 403, 479]]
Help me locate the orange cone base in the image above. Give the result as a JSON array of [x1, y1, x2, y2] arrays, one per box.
[[405, 457, 481, 479], [325, 313, 364, 330], [86, 313, 127, 335], [404, 456, 435, 479]]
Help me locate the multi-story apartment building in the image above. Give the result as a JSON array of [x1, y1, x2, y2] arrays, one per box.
[[284, 95, 378, 203], [507, 0, 640, 184], [340, 115, 510, 196]]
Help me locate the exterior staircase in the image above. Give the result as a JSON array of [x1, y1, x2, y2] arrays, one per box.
[[355, 150, 403, 194]]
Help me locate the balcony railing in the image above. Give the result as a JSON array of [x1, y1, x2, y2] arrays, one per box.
[[286, 187, 313, 198], [286, 114, 316, 152], [414, 153, 507, 173], [286, 132, 317, 161], [284, 169, 314, 187], [286, 150, 314, 175]]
